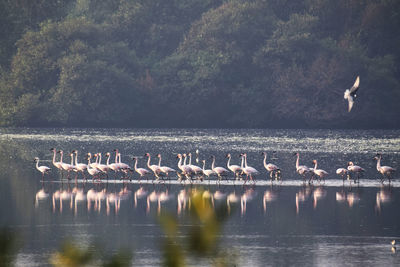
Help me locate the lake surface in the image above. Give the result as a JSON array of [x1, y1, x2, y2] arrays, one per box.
[[0, 128, 399, 266]]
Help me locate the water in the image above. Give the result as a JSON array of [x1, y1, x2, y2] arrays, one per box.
[[0, 128, 399, 266]]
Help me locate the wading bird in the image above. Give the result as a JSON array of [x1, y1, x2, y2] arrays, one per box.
[[374, 153, 396, 183], [261, 152, 280, 181], [34, 157, 51, 180], [347, 161, 364, 183]]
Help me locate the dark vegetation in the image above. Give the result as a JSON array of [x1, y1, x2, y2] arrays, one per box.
[[0, 0, 399, 128]]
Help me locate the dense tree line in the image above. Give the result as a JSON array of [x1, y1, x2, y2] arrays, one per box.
[[0, 0, 399, 128]]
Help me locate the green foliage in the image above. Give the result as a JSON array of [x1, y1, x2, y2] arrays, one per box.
[[49, 240, 132, 267], [159, 189, 234, 267], [0, 229, 18, 267], [0, 0, 399, 128]]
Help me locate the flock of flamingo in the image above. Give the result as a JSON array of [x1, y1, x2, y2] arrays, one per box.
[[34, 148, 396, 184]]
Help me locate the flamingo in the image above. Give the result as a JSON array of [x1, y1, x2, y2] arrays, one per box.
[[201, 160, 215, 179], [50, 148, 63, 175], [182, 154, 194, 177], [344, 76, 360, 112], [156, 154, 176, 178], [95, 153, 111, 179], [177, 154, 193, 179], [59, 151, 75, 179], [374, 153, 396, 183], [294, 152, 312, 182], [144, 153, 162, 178], [336, 168, 349, 183], [34, 157, 51, 180], [210, 155, 229, 180], [226, 153, 242, 178], [311, 160, 329, 183], [117, 152, 131, 171], [241, 154, 259, 182], [261, 152, 280, 181], [86, 154, 101, 181], [107, 151, 120, 173], [187, 153, 202, 175], [347, 161, 364, 183], [87, 153, 98, 169], [72, 150, 87, 180], [116, 152, 131, 179], [132, 157, 151, 180]]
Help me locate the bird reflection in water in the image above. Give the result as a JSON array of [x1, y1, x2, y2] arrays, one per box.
[[336, 186, 361, 208], [240, 187, 256, 215], [263, 186, 278, 214], [105, 191, 120, 215], [134, 186, 148, 208], [35, 182, 49, 208], [312, 186, 327, 209], [226, 191, 240, 214], [146, 187, 173, 214], [52, 183, 73, 213], [375, 185, 392, 213], [177, 189, 189, 214], [86, 187, 107, 213], [72, 184, 86, 216], [296, 185, 312, 214]]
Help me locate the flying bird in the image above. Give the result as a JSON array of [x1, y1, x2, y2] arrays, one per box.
[[344, 76, 360, 112]]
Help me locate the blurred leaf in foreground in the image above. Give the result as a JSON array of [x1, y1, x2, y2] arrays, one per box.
[[0, 228, 18, 267]]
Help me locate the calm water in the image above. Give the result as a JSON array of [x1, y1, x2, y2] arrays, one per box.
[[0, 128, 399, 266]]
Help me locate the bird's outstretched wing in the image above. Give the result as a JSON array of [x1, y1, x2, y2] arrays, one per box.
[[347, 96, 354, 112], [349, 76, 360, 95]]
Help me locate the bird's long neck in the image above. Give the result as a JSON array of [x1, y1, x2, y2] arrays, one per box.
[[74, 152, 79, 166], [106, 155, 110, 165], [296, 154, 300, 169], [118, 153, 121, 164], [87, 157, 92, 167], [211, 157, 215, 170], [314, 161, 318, 170], [60, 152, 64, 163], [134, 159, 138, 171], [227, 156, 231, 168], [114, 151, 118, 164], [157, 156, 161, 167], [240, 156, 244, 169], [147, 155, 151, 169], [70, 155, 74, 166], [52, 150, 57, 164], [263, 154, 267, 168], [183, 156, 187, 166], [376, 156, 381, 171], [177, 157, 182, 168], [98, 153, 102, 164], [36, 160, 40, 170], [244, 155, 248, 168], [189, 154, 192, 165], [202, 161, 206, 171]]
